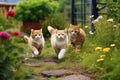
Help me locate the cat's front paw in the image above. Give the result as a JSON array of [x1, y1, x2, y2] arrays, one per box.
[[34, 50, 39, 56], [58, 49, 66, 59], [75, 48, 80, 53], [58, 54, 64, 60]]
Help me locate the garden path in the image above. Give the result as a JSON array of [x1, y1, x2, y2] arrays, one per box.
[[23, 57, 95, 80]]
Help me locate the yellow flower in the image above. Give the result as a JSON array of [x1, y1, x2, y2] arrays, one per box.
[[103, 48, 110, 53], [96, 58, 104, 62], [95, 47, 102, 51], [100, 55, 106, 58], [110, 44, 115, 47]]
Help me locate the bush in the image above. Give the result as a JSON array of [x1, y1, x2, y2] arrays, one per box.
[[42, 13, 70, 38], [81, 15, 120, 80], [92, 16, 120, 47], [14, 0, 59, 22], [0, 18, 13, 31], [0, 31, 27, 80], [107, 1, 120, 23]]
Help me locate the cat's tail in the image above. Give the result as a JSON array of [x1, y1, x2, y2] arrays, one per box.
[[24, 35, 29, 43], [48, 26, 57, 34], [48, 26, 54, 33]]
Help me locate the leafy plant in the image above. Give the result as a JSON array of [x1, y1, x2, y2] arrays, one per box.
[[107, 1, 120, 23], [14, 0, 59, 22], [42, 13, 69, 38], [0, 18, 13, 31], [92, 16, 120, 47], [0, 32, 24, 79]]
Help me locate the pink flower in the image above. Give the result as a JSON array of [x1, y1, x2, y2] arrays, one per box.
[[13, 31, 20, 36], [0, 32, 11, 40]]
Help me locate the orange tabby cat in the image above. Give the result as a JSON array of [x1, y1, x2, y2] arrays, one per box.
[[24, 29, 45, 57], [48, 26, 68, 59], [68, 24, 86, 51]]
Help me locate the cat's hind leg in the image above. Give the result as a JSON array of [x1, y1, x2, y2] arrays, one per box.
[[75, 45, 81, 52], [38, 47, 43, 55]]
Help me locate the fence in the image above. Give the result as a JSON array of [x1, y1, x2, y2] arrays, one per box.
[[70, 0, 107, 31]]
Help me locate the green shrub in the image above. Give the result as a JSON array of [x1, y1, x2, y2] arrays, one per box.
[[42, 13, 70, 38], [14, 0, 59, 22], [92, 16, 120, 47], [81, 15, 120, 80], [93, 45, 120, 80], [0, 32, 27, 80], [0, 18, 13, 30], [107, 1, 120, 23]]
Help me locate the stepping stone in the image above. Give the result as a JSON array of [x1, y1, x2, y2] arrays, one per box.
[[39, 58, 59, 65], [40, 58, 58, 63], [25, 63, 41, 67], [58, 74, 92, 80], [41, 69, 73, 77]]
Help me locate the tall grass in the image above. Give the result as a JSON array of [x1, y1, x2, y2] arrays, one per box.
[[80, 16, 120, 80]]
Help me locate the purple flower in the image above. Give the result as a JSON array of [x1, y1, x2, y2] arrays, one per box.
[[0, 32, 11, 40]]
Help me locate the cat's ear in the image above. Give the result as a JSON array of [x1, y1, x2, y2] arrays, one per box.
[[64, 28, 67, 33], [77, 25, 80, 28], [55, 29, 58, 33], [70, 24, 72, 27], [40, 29, 42, 32], [31, 29, 34, 33]]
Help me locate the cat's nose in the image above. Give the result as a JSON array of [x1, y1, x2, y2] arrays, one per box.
[[35, 35, 41, 39], [71, 32, 75, 35]]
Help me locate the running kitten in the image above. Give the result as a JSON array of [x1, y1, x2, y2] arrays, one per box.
[[48, 26, 68, 59], [24, 29, 45, 57], [68, 24, 86, 52]]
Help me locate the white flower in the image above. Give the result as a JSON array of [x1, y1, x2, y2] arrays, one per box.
[[92, 19, 99, 23], [113, 25, 118, 28], [25, 58, 29, 60], [107, 18, 113, 22], [97, 15, 103, 20], [85, 25, 88, 28], [90, 15, 94, 18], [89, 31, 94, 35]]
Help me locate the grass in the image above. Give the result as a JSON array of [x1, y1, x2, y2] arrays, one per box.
[[20, 34, 97, 80]]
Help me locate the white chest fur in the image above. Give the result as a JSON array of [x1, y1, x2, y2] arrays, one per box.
[[51, 34, 68, 48], [29, 36, 44, 46]]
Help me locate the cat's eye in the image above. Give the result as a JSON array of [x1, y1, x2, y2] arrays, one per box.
[[58, 34, 60, 36], [62, 34, 64, 36], [71, 30, 73, 32], [75, 30, 77, 32]]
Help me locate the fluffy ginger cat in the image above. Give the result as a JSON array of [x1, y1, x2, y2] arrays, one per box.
[[24, 29, 45, 57], [48, 26, 68, 59], [68, 24, 86, 52]]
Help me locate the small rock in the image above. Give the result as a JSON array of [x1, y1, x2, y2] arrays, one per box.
[[41, 69, 72, 77], [58, 74, 92, 80]]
